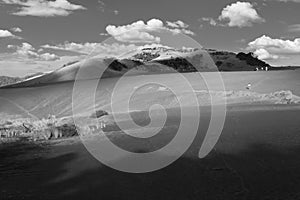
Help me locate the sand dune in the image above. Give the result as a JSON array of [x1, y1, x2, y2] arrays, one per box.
[[0, 70, 299, 119]]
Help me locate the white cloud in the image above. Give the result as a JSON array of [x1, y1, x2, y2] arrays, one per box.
[[254, 49, 279, 60], [105, 18, 194, 43], [248, 35, 300, 54], [166, 20, 189, 28], [218, 1, 265, 27], [105, 19, 161, 43], [248, 35, 300, 62], [39, 53, 60, 61], [10, 27, 22, 32], [2, 0, 86, 17], [179, 29, 195, 35], [201, 17, 217, 26], [0, 29, 16, 38], [42, 42, 139, 57], [42, 42, 99, 54], [8, 42, 60, 61], [100, 32, 109, 36], [110, 29, 161, 43]]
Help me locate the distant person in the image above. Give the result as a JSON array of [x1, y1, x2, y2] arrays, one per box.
[[246, 83, 251, 90]]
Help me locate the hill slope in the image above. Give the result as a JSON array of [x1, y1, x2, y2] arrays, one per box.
[[1, 46, 298, 88]]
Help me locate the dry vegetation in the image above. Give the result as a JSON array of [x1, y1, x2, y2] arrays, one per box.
[[0, 109, 110, 142], [0, 115, 78, 141]]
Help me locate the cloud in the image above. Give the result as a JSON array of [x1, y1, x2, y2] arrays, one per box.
[[42, 42, 139, 57], [166, 20, 189, 29], [100, 32, 109, 36], [110, 30, 161, 43], [0, 29, 15, 38], [201, 17, 217, 26], [248, 35, 300, 62], [248, 35, 300, 54], [8, 42, 60, 61], [42, 42, 100, 54], [218, 1, 265, 27], [165, 20, 194, 35], [105, 19, 162, 43], [1, 0, 86, 17], [253, 49, 279, 60], [200, 2, 264, 28], [288, 24, 300, 32], [10, 27, 22, 32], [105, 18, 194, 43]]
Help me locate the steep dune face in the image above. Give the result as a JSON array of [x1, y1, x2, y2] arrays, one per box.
[[1, 57, 109, 88]]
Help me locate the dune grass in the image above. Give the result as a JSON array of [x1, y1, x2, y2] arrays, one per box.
[[0, 115, 78, 141]]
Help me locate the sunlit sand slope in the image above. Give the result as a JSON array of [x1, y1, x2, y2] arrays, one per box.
[[0, 70, 299, 119]]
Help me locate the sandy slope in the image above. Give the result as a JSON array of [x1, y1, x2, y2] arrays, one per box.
[[0, 70, 299, 119], [1, 105, 300, 200], [0, 69, 300, 199]]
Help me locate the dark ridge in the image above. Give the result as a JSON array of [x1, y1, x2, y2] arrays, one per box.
[[236, 52, 270, 67], [108, 60, 128, 71], [155, 58, 198, 73]]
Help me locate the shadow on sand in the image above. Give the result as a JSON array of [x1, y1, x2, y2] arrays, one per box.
[[1, 136, 300, 200]]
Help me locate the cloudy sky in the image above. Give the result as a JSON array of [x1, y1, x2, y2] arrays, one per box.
[[0, 0, 300, 76]]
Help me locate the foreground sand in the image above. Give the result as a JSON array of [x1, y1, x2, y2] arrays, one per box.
[[1, 104, 300, 200]]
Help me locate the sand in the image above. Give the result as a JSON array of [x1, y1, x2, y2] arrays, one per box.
[[1, 70, 300, 199], [0, 105, 300, 199], [0, 70, 300, 119]]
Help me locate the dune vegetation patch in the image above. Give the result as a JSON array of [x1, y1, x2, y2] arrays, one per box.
[[217, 90, 300, 105], [0, 109, 112, 142], [0, 115, 79, 141], [165, 90, 300, 107]]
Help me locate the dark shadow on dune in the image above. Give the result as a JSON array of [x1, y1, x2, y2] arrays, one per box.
[[53, 143, 300, 200], [0, 138, 78, 200], [2, 136, 300, 200], [1, 107, 300, 200], [2, 106, 300, 200], [0, 137, 45, 176]]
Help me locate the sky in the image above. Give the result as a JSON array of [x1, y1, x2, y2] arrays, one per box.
[[0, 0, 300, 76]]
